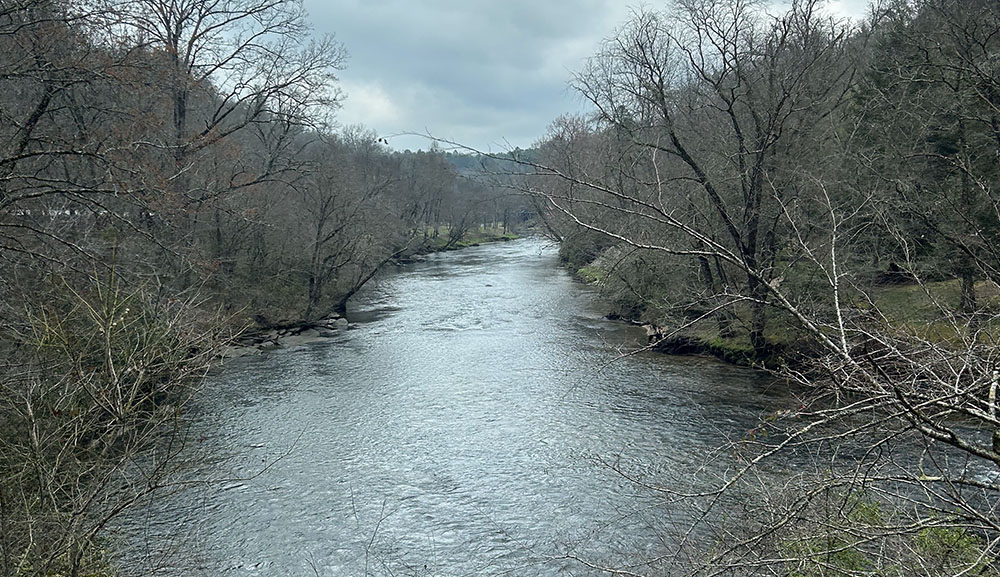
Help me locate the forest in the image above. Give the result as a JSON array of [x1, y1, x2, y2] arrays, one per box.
[[3, 0, 1000, 575]]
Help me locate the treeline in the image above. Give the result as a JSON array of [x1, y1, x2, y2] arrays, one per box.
[[530, 0, 1000, 360], [517, 0, 1000, 574], [0, 1, 527, 574]]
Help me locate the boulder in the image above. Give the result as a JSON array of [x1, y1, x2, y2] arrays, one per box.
[[220, 345, 260, 359], [279, 328, 325, 347]]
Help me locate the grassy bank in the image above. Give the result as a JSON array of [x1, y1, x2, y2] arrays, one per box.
[[571, 255, 1000, 368], [415, 225, 519, 253]]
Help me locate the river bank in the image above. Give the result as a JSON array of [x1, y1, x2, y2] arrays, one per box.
[[566, 260, 805, 370], [223, 230, 522, 357], [228, 230, 793, 371]]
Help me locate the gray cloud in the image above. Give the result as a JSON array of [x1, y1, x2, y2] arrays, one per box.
[[305, 1, 872, 152]]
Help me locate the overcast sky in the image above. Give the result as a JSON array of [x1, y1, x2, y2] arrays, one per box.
[[304, 1, 873, 152]]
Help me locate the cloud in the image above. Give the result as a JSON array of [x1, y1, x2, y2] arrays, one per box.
[[305, 0, 634, 150], [824, 0, 872, 20], [767, 0, 872, 20], [338, 80, 401, 128], [306, 1, 873, 151]]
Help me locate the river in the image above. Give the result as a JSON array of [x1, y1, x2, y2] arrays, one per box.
[[121, 237, 788, 576]]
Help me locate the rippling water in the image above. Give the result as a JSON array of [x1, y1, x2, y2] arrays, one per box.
[[120, 237, 785, 576]]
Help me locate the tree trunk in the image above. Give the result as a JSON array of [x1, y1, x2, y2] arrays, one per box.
[[305, 232, 324, 320], [957, 125, 977, 316], [305, 274, 322, 321], [698, 255, 734, 338], [748, 275, 768, 358], [960, 258, 977, 315]]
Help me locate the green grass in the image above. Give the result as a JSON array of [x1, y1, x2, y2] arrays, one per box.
[[865, 279, 1000, 341], [418, 225, 518, 251], [869, 280, 961, 323], [575, 265, 606, 284], [571, 247, 1000, 364]]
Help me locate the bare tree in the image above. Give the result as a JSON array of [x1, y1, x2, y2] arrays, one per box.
[[565, 0, 856, 356], [81, 0, 348, 290], [294, 133, 402, 320], [99, 0, 344, 162], [0, 270, 223, 577], [858, 0, 1000, 317]]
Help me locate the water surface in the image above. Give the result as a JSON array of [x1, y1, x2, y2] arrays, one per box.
[[123, 237, 782, 576]]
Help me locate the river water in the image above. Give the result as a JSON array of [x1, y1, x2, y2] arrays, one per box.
[[122, 237, 788, 576]]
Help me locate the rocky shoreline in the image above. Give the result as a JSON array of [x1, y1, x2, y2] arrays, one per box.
[[218, 235, 523, 360], [219, 314, 352, 358]]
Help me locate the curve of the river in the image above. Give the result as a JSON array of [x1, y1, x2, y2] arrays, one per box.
[[121, 237, 787, 577]]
